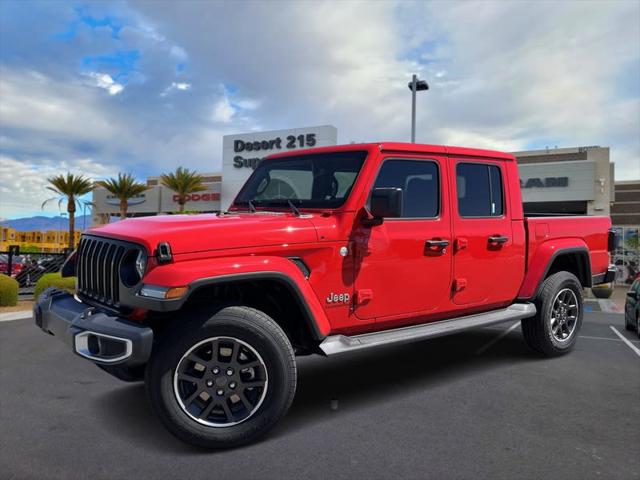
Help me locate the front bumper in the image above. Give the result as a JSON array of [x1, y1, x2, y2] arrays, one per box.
[[34, 288, 153, 366]]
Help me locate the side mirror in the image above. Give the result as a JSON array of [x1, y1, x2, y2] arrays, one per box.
[[364, 188, 403, 226]]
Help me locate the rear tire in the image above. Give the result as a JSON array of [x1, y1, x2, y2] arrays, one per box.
[[625, 312, 635, 331], [521, 272, 583, 356], [145, 306, 297, 449]]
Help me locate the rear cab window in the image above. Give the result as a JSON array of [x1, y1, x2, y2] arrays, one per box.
[[456, 163, 504, 217]]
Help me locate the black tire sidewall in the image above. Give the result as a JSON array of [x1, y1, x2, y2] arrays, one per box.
[[538, 273, 584, 353], [146, 307, 296, 448]]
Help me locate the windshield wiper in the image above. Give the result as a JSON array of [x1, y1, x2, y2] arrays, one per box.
[[261, 199, 301, 216]]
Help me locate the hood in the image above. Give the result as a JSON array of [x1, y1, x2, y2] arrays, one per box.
[[87, 213, 318, 255]]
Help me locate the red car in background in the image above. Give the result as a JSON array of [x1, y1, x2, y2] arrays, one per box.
[[0, 254, 23, 277]]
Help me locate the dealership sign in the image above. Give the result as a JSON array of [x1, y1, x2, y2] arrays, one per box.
[[173, 193, 220, 202], [517, 161, 595, 203], [105, 195, 147, 206], [221, 125, 338, 210], [232, 133, 320, 170], [520, 177, 569, 188]]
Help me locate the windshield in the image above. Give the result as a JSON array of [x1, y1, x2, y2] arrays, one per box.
[[233, 151, 367, 209]]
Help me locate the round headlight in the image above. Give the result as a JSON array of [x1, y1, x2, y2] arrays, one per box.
[[135, 250, 147, 279]]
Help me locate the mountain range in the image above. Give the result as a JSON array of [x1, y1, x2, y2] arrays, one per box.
[[0, 215, 94, 232]]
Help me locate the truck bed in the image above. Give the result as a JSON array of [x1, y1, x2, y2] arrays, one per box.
[[520, 216, 611, 298]]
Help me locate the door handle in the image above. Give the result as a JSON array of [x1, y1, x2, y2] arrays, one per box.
[[426, 239, 450, 249], [488, 235, 509, 244]]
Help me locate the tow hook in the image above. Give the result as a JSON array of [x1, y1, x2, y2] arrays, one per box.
[[80, 307, 97, 320]]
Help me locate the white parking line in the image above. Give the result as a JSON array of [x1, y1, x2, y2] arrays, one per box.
[[579, 335, 640, 344], [609, 326, 640, 358], [476, 321, 521, 355]]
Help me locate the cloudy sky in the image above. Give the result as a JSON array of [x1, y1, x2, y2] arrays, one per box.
[[0, 0, 638, 219]]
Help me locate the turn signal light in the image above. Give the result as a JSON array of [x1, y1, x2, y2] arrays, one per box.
[[139, 284, 188, 300], [165, 286, 188, 299]]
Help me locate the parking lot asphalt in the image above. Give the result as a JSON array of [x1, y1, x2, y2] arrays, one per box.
[[1, 310, 638, 480]]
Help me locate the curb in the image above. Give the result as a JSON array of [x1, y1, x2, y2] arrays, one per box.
[[0, 311, 32, 322]]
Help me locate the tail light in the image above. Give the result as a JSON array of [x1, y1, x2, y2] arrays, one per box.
[[607, 229, 616, 253]]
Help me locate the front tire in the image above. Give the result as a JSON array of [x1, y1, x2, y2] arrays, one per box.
[[521, 272, 584, 356], [145, 306, 297, 449]]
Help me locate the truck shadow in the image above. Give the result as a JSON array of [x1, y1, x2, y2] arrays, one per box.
[[276, 330, 534, 439], [93, 329, 538, 453]]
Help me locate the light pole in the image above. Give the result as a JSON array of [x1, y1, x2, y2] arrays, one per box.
[[408, 74, 429, 143]]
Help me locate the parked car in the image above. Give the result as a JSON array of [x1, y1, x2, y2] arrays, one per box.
[[14, 259, 41, 287], [35, 142, 616, 449], [624, 278, 640, 338], [0, 253, 23, 277]]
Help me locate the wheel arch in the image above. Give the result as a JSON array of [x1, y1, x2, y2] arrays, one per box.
[[519, 246, 592, 301], [181, 272, 328, 350]]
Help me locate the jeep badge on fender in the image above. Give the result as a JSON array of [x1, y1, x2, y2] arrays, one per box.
[[326, 292, 350, 304]]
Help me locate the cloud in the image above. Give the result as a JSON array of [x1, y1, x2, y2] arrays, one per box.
[[212, 95, 235, 123], [169, 45, 188, 61], [0, 154, 119, 218], [0, 0, 638, 219], [160, 81, 191, 96], [86, 72, 124, 95], [0, 68, 118, 139]]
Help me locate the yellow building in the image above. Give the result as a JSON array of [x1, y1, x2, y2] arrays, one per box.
[[0, 227, 81, 253]]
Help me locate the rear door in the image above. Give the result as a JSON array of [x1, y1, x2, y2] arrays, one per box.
[[450, 160, 521, 306], [353, 156, 452, 321]]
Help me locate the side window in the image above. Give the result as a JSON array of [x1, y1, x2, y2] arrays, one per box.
[[456, 163, 504, 217], [373, 159, 439, 218]]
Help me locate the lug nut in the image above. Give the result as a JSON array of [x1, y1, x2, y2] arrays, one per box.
[[226, 368, 234, 376], [206, 379, 213, 387], [212, 367, 220, 374], [217, 389, 224, 396], [229, 382, 236, 389]]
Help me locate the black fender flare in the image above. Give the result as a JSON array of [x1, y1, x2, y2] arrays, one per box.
[[530, 247, 592, 301], [182, 271, 327, 341]]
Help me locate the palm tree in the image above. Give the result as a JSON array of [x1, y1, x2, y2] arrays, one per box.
[[160, 166, 207, 213], [96, 173, 149, 219], [42, 173, 93, 249]]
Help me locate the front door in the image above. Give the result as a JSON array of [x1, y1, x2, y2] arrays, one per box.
[[450, 160, 522, 306], [353, 156, 452, 321]]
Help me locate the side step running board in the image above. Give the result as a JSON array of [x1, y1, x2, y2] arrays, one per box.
[[319, 303, 536, 356]]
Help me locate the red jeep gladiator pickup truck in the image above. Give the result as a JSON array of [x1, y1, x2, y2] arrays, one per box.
[[35, 142, 616, 448]]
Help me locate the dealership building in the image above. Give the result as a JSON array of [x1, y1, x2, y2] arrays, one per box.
[[513, 146, 614, 215], [91, 173, 223, 223], [91, 125, 338, 222], [91, 130, 638, 283]]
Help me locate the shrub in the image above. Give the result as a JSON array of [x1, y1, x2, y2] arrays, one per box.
[[0, 274, 19, 306], [34, 273, 76, 300]]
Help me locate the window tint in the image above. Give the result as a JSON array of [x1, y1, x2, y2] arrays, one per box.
[[373, 159, 439, 218], [456, 163, 504, 217]]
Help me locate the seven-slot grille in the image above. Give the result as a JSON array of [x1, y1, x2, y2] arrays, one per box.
[[77, 236, 134, 307]]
